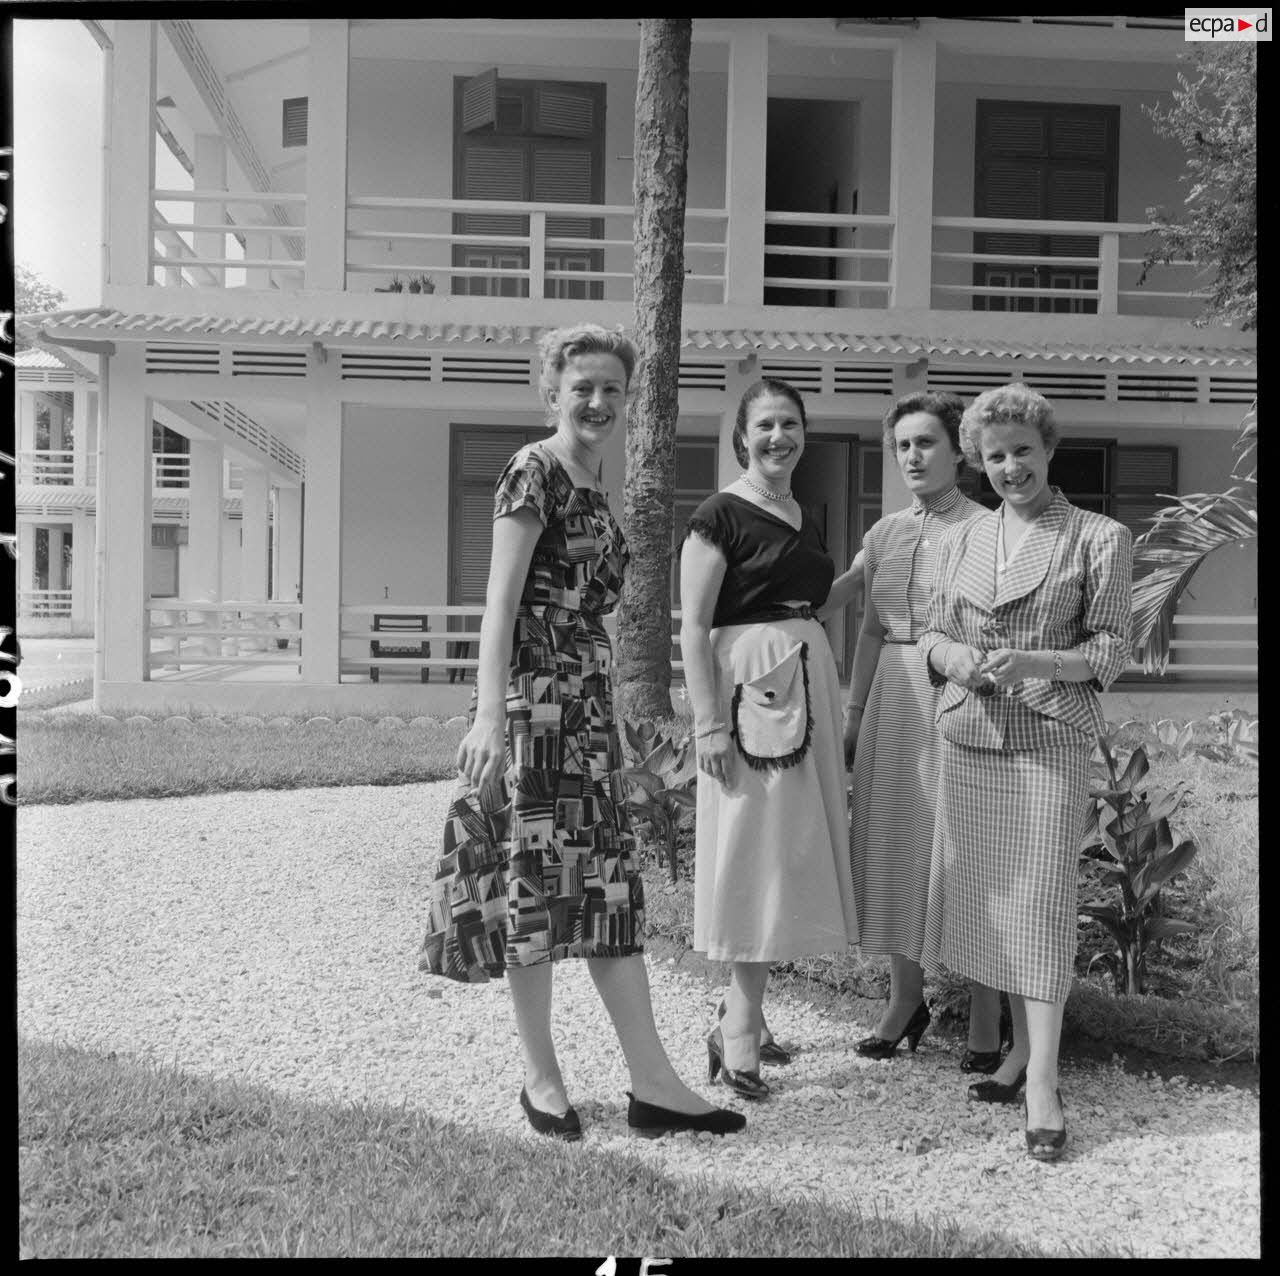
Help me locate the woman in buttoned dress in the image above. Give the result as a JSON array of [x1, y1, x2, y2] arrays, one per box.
[[918, 383, 1132, 1161], [680, 378, 859, 1102], [843, 392, 1003, 1071]]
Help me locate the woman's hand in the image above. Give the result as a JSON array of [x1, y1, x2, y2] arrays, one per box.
[[457, 716, 507, 798], [979, 648, 1038, 689], [696, 726, 736, 788], [942, 642, 988, 691], [843, 706, 864, 769]]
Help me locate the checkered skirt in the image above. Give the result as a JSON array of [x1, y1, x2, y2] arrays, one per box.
[[920, 738, 1091, 1003]]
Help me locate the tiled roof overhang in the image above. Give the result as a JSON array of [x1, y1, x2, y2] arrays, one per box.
[[23, 309, 1257, 369]]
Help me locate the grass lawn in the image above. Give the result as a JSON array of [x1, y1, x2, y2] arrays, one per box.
[[19, 1038, 1060, 1259]]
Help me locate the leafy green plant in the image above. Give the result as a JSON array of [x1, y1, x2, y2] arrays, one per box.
[[622, 719, 696, 883], [1078, 731, 1200, 996], [1107, 711, 1258, 766]]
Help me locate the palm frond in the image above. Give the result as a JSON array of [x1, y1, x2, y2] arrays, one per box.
[[1130, 483, 1257, 674], [1232, 399, 1257, 484]]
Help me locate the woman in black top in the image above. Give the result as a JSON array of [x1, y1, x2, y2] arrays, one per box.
[[680, 379, 859, 1100]]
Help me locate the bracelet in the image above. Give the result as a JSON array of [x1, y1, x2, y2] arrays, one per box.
[[1051, 650, 1063, 681], [695, 723, 728, 739]]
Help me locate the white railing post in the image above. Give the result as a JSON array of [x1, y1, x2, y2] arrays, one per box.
[[529, 210, 547, 301], [1098, 231, 1120, 316], [302, 349, 344, 682]]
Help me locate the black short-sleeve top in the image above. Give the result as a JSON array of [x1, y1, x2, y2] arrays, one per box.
[[684, 491, 835, 628]]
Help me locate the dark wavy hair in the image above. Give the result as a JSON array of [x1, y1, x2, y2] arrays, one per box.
[[732, 378, 808, 467]]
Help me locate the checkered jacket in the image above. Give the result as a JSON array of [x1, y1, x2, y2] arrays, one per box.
[[917, 489, 1133, 746]]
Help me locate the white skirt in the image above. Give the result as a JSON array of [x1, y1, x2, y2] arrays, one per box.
[[692, 617, 858, 962]]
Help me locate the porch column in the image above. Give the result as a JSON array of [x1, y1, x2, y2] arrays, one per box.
[[302, 352, 343, 682], [717, 356, 758, 488], [888, 35, 937, 309], [18, 390, 37, 468], [306, 20, 350, 291], [239, 466, 271, 604], [72, 386, 92, 486], [48, 529, 67, 606], [274, 484, 303, 603], [106, 20, 157, 288], [723, 29, 769, 307], [194, 133, 227, 286], [70, 511, 96, 632], [98, 345, 153, 684], [881, 360, 930, 516], [186, 440, 224, 603], [18, 522, 37, 614]]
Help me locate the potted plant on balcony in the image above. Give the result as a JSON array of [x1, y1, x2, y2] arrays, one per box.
[[407, 274, 436, 294], [375, 275, 405, 294]]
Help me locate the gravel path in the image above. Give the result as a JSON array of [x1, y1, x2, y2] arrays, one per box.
[[17, 782, 1260, 1259]]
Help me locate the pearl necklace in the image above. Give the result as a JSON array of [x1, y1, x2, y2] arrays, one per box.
[[740, 472, 793, 502]]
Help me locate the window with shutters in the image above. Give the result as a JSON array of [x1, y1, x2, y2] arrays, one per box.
[[453, 75, 605, 299], [282, 97, 308, 149], [973, 101, 1119, 314], [671, 440, 719, 608], [448, 426, 546, 606], [958, 437, 1176, 539]]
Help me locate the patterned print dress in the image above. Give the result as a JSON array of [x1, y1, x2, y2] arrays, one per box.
[[420, 443, 644, 983], [849, 485, 984, 962]]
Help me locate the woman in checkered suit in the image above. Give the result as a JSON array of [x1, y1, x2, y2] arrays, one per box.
[[917, 383, 1132, 1161]]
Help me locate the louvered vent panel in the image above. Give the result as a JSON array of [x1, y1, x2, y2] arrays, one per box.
[[441, 355, 533, 385], [833, 364, 895, 395], [984, 112, 1047, 155], [1020, 370, 1107, 400], [1051, 114, 1110, 157], [1116, 374, 1198, 402], [1209, 376, 1256, 403], [677, 361, 728, 391], [759, 362, 823, 393], [145, 343, 221, 374], [458, 493, 497, 600], [461, 69, 499, 133], [282, 97, 308, 148], [461, 434, 528, 480], [231, 348, 308, 378], [341, 352, 433, 382], [927, 368, 1016, 397]]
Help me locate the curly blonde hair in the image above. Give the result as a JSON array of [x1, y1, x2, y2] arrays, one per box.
[[537, 324, 638, 425], [958, 382, 1059, 467]]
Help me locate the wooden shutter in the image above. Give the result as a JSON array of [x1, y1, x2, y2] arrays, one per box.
[[534, 147, 594, 237], [461, 69, 499, 133], [459, 145, 529, 236], [282, 97, 308, 148], [534, 84, 596, 137], [1114, 445, 1178, 540]]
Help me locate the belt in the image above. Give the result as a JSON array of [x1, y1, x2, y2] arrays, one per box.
[[882, 638, 915, 645], [732, 602, 816, 624]]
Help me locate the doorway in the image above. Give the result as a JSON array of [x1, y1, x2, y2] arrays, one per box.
[[790, 434, 881, 675], [764, 98, 859, 309]]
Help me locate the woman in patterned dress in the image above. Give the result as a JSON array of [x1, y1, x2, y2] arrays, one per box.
[[918, 383, 1132, 1161], [680, 378, 859, 1101], [421, 325, 743, 1141], [844, 392, 1003, 1070]]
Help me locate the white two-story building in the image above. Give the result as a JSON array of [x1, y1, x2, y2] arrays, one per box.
[[23, 16, 1256, 715]]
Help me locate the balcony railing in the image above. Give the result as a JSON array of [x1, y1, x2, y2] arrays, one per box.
[[147, 600, 303, 672], [153, 452, 191, 488], [932, 217, 1210, 320], [19, 590, 74, 618], [143, 190, 1217, 321], [18, 449, 79, 485]]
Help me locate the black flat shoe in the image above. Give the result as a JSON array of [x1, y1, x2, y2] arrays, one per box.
[[716, 999, 793, 1066], [856, 1001, 930, 1060], [626, 1092, 747, 1138], [519, 1085, 582, 1142], [968, 1066, 1027, 1105], [707, 1026, 770, 1100], [1024, 1089, 1068, 1161], [960, 1048, 1003, 1074]]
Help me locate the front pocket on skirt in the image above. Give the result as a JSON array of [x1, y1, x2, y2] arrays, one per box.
[[730, 640, 813, 771]]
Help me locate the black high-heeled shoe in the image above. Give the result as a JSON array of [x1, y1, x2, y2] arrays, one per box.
[[967, 1066, 1027, 1105], [706, 1026, 770, 1100], [855, 1001, 930, 1060], [1024, 1089, 1068, 1161], [716, 999, 793, 1066], [626, 1092, 746, 1138], [519, 1085, 582, 1141], [960, 1048, 1003, 1074]]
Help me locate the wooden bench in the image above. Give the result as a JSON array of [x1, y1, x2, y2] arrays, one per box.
[[370, 613, 431, 683]]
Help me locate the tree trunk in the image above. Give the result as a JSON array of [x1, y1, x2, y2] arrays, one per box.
[[617, 17, 692, 726]]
